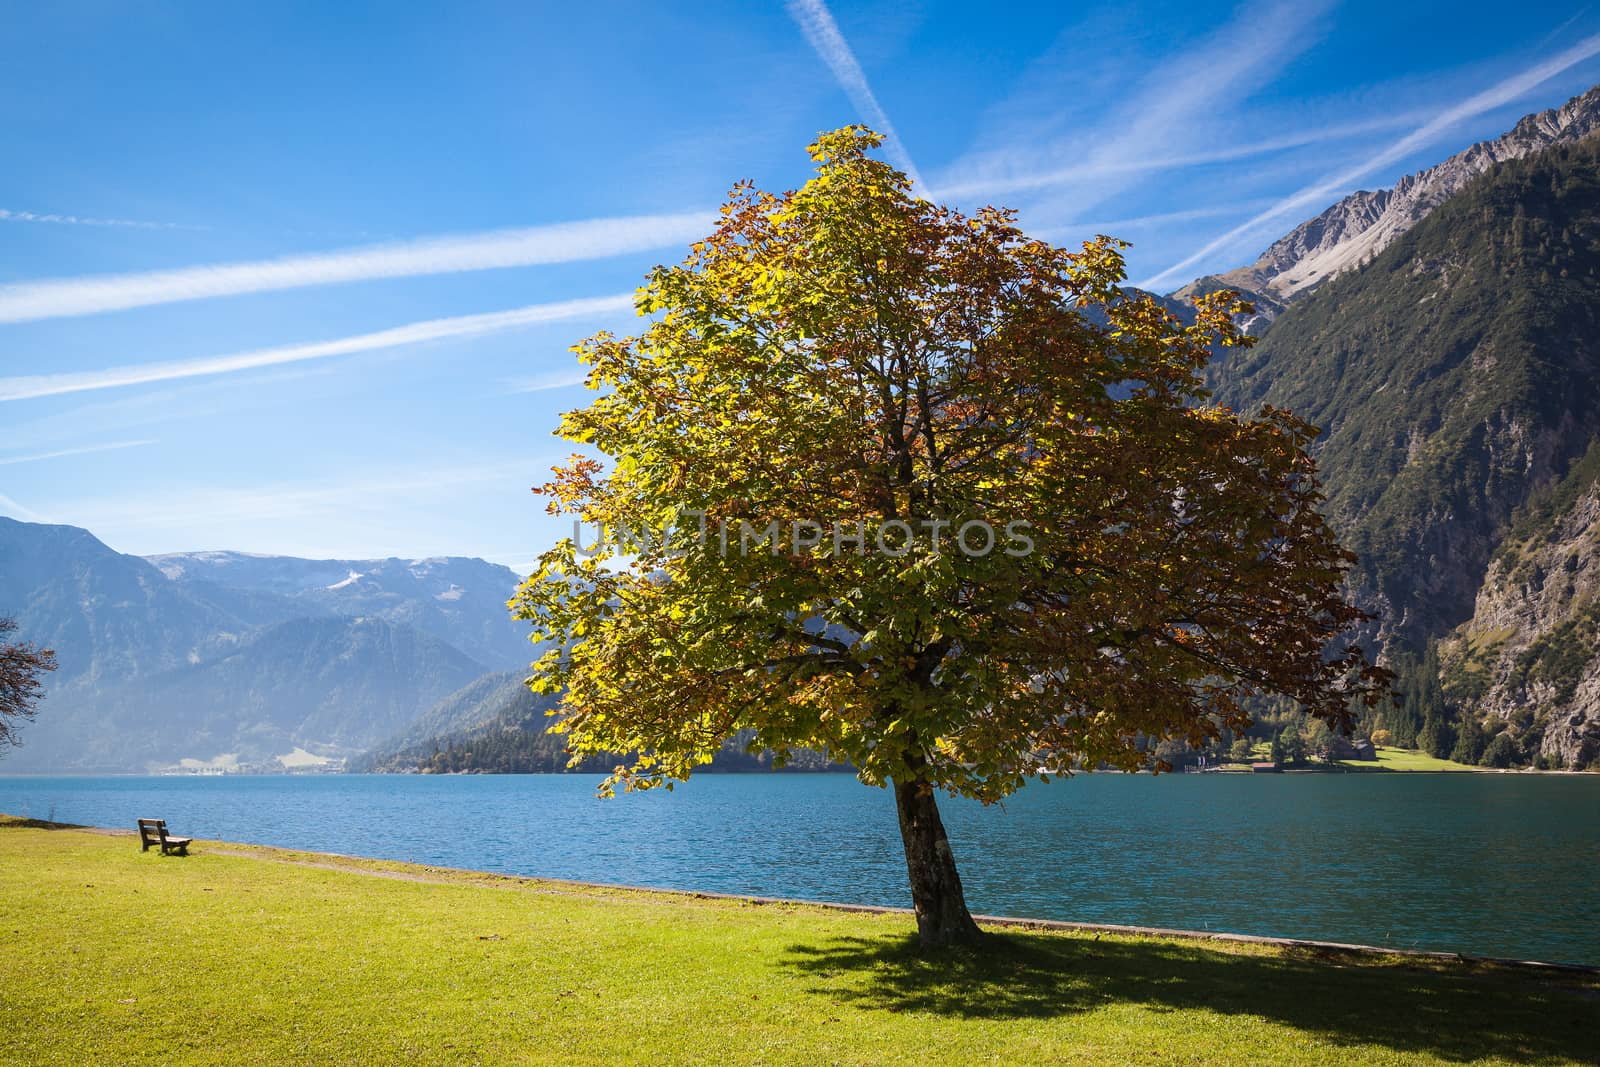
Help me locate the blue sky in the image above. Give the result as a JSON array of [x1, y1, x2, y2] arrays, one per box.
[[3, 0, 1599, 571]]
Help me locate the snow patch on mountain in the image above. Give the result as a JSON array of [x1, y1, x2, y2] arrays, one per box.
[[326, 570, 364, 590]]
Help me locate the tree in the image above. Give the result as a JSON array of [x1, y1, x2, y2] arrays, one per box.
[[1417, 712, 1453, 759], [1, 617, 57, 753], [1269, 729, 1285, 765], [1452, 713, 1485, 765], [1417, 642, 1445, 722], [1305, 719, 1335, 760], [1153, 737, 1194, 768], [1229, 737, 1257, 763], [1383, 645, 1449, 750], [1480, 732, 1517, 769], [1409, 640, 1451, 757], [1280, 728, 1309, 766], [513, 128, 1386, 947], [1386, 651, 1422, 748]]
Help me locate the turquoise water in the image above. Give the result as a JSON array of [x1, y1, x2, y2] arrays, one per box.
[[3, 772, 1597, 965]]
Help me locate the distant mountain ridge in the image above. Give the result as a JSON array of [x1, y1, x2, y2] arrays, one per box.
[[0, 518, 260, 689], [0, 517, 529, 772], [354, 670, 854, 776], [1176, 85, 1600, 319], [148, 551, 530, 670], [37, 615, 487, 773], [349, 670, 584, 774]]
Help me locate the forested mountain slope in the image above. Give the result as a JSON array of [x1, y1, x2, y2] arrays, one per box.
[[1211, 135, 1600, 645], [1209, 135, 1600, 766]]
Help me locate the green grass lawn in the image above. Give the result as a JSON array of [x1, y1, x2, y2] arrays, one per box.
[[1365, 747, 1481, 772], [1, 817, 1593, 1066], [1217, 744, 1482, 773]]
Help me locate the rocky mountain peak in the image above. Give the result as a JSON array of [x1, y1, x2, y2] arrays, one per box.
[[1174, 83, 1600, 315]]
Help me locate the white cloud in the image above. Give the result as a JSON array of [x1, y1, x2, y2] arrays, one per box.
[[60, 462, 530, 532], [1029, 198, 1286, 240], [1139, 33, 1600, 289], [31, 459, 558, 560], [2, 365, 345, 454], [0, 293, 634, 402], [935, 113, 1419, 202], [936, 2, 1333, 209], [0, 213, 707, 324], [786, 0, 923, 187], [1, 207, 192, 230], [0, 493, 48, 523], [0, 439, 157, 466]]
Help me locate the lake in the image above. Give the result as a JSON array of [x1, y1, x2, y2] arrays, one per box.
[[4, 772, 1597, 965]]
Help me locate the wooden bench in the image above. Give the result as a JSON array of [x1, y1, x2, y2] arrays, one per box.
[[137, 818, 192, 856]]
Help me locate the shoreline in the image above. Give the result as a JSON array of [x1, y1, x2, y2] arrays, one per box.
[[4, 762, 1597, 778], [7, 813, 1595, 975], [1197, 764, 1596, 775]]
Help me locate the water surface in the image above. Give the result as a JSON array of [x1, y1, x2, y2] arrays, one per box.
[[4, 772, 1596, 965]]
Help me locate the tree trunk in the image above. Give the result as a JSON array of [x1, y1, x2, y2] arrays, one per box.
[[892, 776, 983, 947]]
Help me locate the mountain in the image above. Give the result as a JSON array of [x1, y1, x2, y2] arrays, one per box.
[[358, 669, 539, 763], [1208, 133, 1600, 766], [1438, 440, 1600, 768], [147, 551, 531, 670], [0, 518, 514, 772], [0, 517, 264, 688], [1211, 133, 1600, 641], [353, 668, 854, 775], [122, 615, 485, 764], [349, 670, 585, 773], [1176, 85, 1600, 321], [27, 615, 486, 773]]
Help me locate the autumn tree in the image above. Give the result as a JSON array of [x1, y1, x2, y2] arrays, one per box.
[[513, 128, 1385, 947], [1, 616, 57, 754], [1280, 727, 1310, 767]]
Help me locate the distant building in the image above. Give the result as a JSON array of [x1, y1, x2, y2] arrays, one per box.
[[1251, 761, 1281, 773], [1330, 737, 1377, 761]]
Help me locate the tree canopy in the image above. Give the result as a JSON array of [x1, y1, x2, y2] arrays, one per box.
[[0, 616, 56, 754], [513, 127, 1384, 944]]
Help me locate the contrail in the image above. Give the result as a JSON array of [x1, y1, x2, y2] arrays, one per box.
[[935, 112, 1420, 201], [1140, 34, 1600, 290], [0, 439, 158, 465], [934, 0, 1331, 210], [0, 293, 634, 402], [786, 0, 924, 188], [0, 212, 708, 324], [1, 207, 192, 230]]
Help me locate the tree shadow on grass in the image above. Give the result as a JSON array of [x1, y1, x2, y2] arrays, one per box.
[[781, 930, 1597, 1063], [0, 815, 89, 830]]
